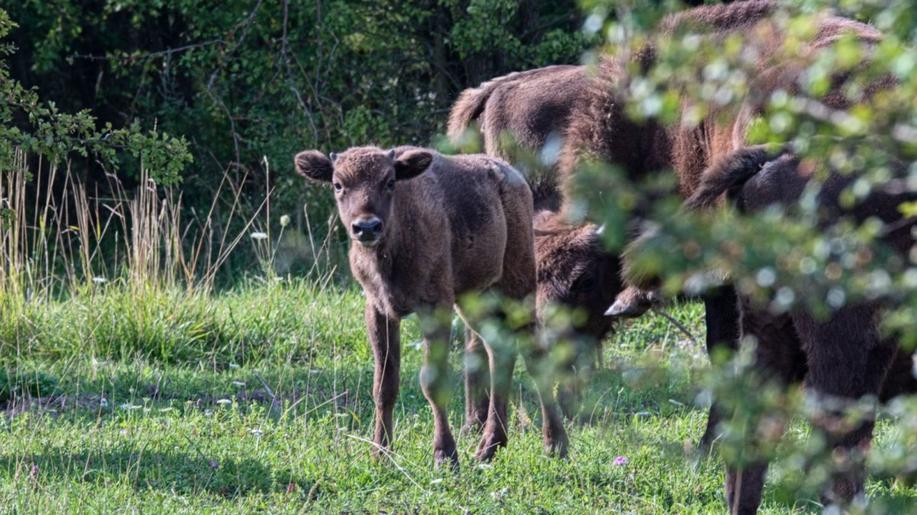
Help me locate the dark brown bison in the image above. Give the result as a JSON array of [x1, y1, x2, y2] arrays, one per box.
[[613, 1, 893, 461], [645, 147, 916, 513], [532, 211, 621, 417], [449, 64, 628, 419], [448, 64, 591, 212], [294, 146, 567, 467], [558, 0, 887, 453], [592, 5, 898, 505]]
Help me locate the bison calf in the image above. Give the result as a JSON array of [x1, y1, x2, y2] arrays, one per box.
[[295, 146, 568, 467]]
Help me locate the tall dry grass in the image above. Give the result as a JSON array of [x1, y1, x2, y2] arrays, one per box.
[[1, 147, 343, 363]]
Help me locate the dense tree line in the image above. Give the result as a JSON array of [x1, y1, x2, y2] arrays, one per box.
[[4, 0, 597, 213]]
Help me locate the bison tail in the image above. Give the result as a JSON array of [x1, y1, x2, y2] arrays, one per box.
[[447, 65, 574, 143], [447, 87, 490, 143], [683, 145, 787, 210]]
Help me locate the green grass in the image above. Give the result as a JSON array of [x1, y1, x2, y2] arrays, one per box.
[[0, 280, 914, 513]]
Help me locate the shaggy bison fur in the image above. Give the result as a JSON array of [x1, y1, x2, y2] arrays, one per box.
[[673, 147, 915, 513], [557, 1, 883, 205]]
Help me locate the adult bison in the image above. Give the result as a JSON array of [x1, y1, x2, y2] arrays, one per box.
[[557, 0, 888, 450], [448, 64, 590, 212], [653, 147, 916, 513], [294, 145, 567, 467]]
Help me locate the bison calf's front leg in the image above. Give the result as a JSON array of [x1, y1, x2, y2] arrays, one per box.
[[366, 303, 401, 457], [420, 310, 459, 468]]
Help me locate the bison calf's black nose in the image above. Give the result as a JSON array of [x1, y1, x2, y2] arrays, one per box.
[[352, 218, 382, 241]]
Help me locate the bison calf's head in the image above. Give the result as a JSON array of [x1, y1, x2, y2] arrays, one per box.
[[294, 146, 433, 247], [534, 211, 622, 340]]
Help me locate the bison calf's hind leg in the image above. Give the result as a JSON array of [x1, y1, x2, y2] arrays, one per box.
[[463, 327, 490, 434], [366, 304, 401, 457], [475, 335, 517, 462], [419, 309, 459, 469]]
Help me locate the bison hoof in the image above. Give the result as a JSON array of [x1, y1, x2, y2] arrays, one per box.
[[544, 433, 569, 458], [433, 447, 459, 470], [474, 445, 498, 463], [460, 418, 485, 436], [370, 444, 391, 461], [474, 434, 507, 462]]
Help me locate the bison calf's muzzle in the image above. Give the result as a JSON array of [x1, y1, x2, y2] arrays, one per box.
[[351, 217, 382, 245]]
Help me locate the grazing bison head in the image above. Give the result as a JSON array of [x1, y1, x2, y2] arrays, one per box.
[[533, 211, 622, 340], [294, 146, 432, 247], [605, 285, 661, 319]]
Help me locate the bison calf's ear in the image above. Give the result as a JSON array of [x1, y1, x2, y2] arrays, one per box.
[[294, 151, 334, 182], [394, 150, 433, 181]]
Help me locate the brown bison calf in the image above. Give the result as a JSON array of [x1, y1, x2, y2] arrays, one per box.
[[679, 148, 915, 513], [295, 146, 568, 467]]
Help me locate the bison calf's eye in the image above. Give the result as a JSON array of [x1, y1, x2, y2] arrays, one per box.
[[333, 182, 343, 192], [386, 179, 395, 192]]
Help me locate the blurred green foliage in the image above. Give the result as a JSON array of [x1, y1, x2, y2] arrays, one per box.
[[576, 0, 915, 336], [571, 1, 916, 503]]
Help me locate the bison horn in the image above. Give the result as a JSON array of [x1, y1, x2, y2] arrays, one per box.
[[387, 149, 396, 160], [595, 224, 605, 236], [330, 152, 339, 162]]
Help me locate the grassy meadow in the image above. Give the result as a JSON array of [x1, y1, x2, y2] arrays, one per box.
[[2, 1, 916, 512], [1, 280, 914, 513]]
